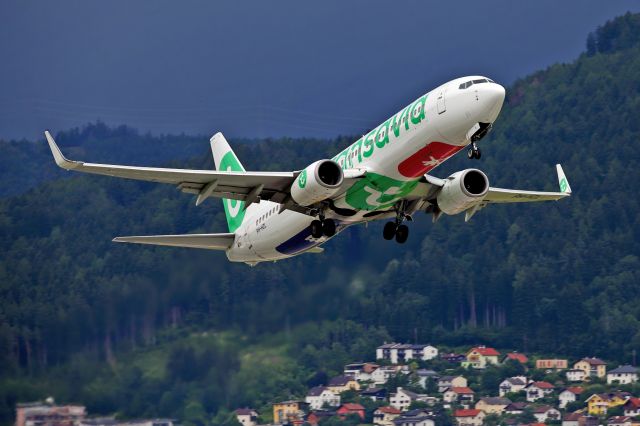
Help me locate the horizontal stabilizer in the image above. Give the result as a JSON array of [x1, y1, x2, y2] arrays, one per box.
[[113, 233, 235, 250]]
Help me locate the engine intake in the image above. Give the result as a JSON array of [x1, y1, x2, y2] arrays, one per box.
[[290, 160, 344, 206], [436, 169, 489, 215]]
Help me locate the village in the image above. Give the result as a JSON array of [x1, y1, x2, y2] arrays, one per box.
[[16, 344, 640, 426]]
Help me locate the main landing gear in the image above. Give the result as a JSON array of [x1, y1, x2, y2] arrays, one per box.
[[467, 141, 481, 160], [310, 217, 336, 238], [383, 202, 411, 244]]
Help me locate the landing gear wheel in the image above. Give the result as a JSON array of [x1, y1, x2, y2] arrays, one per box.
[[322, 219, 336, 237], [395, 224, 409, 244], [383, 222, 397, 240], [310, 220, 323, 238], [468, 142, 481, 159]]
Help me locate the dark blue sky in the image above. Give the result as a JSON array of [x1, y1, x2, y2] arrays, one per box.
[[1, 1, 638, 140]]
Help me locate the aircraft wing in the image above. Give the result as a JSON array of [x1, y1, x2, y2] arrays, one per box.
[[484, 164, 571, 203], [422, 164, 571, 221], [45, 131, 298, 207], [113, 232, 235, 250]]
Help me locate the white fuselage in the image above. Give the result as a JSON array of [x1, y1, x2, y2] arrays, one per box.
[[227, 76, 505, 263]]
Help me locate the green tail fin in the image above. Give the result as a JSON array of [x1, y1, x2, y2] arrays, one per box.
[[210, 133, 246, 233]]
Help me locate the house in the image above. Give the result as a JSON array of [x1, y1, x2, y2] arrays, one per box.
[[235, 409, 258, 426], [464, 346, 500, 369], [360, 387, 387, 401], [416, 369, 439, 388], [504, 402, 527, 415], [441, 353, 467, 363], [390, 388, 420, 410], [536, 359, 568, 370], [437, 376, 468, 392], [499, 377, 527, 396], [585, 392, 631, 416], [475, 397, 511, 414], [566, 369, 587, 382], [376, 343, 439, 364], [563, 414, 598, 426], [443, 387, 475, 404], [327, 375, 360, 393], [453, 409, 485, 426], [371, 366, 409, 385], [502, 352, 528, 365], [273, 401, 306, 424], [533, 406, 561, 423], [525, 381, 554, 402], [336, 403, 365, 420], [392, 414, 434, 426], [344, 362, 380, 382], [373, 407, 402, 426], [559, 387, 584, 408], [574, 357, 607, 379], [305, 387, 340, 410], [623, 397, 640, 417], [607, 365, 638, 385], [16, 402, 86, 426], [607, 416, 632, 426], [306, 410, 336, 426]]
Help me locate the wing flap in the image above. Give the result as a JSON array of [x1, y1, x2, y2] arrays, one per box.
[[113, 233, 235, 250]]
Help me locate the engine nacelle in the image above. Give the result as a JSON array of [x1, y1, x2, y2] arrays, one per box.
[[291, 160, 344, 206], [437, 169, 489, 215]]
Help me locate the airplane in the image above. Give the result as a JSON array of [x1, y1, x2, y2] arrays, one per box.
[[44, 75, 571, 266]]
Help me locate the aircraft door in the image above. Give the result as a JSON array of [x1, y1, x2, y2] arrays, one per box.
[[437, 90, 446, 114]]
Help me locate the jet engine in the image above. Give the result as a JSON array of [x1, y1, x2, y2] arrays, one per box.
[[290, 160, 344, 206], [436, 169, 489, 215]]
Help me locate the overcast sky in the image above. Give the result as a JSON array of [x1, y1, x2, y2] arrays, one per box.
[[1, 0, 638, 140]]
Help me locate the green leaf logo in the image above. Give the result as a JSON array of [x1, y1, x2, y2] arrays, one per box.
[[560, 178, 568, 192], [298, 170, 307, 189]]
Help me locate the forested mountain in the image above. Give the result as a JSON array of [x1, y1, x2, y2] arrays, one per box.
[[1, 12, 640, 426]]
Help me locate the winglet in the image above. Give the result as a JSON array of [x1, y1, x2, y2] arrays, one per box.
[[556, 164, 572, 194], [44, 130, 81, 170]]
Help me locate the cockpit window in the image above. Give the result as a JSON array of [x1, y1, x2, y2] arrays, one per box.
[[472, 78, 488, 84], [459, 81, 472, 89]]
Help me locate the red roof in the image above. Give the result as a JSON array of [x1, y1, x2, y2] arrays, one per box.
[[565, 386, 584, 395], [339, 403, 364, 411], [581, 357, 606, 366], [469, 346, 500, 356], [451, 386, 474, 394], [625, 397, 640, 408], [531, 381, 554, 389], [455, 409, 482, 417], [377, 407, 401, 415], [505, 352, 528, 363]]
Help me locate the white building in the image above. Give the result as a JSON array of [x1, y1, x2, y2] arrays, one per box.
[[305, 387, 340, 410], [235, 409, 258, 426], [525, 381, 554, 402], [498, 377, 527, 396], [566, 369, 586, 382], [607, 365, 638, 385], [390, 388, 419, 411], [376, 343, 438, 364], [558, 387, 584, 409], [533, 406, 561, 423]]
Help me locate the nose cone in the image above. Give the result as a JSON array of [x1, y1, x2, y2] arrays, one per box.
[[478, 83, 505, 123]]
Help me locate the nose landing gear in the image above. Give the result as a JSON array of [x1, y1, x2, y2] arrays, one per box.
[[467, 141, 481, 160]]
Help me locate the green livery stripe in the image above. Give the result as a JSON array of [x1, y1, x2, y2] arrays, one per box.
[[219, 151, 246, 233], [345, 172, 418, 211]]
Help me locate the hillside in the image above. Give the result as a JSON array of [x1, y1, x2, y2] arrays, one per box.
[[1, 11, 640, 426]]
